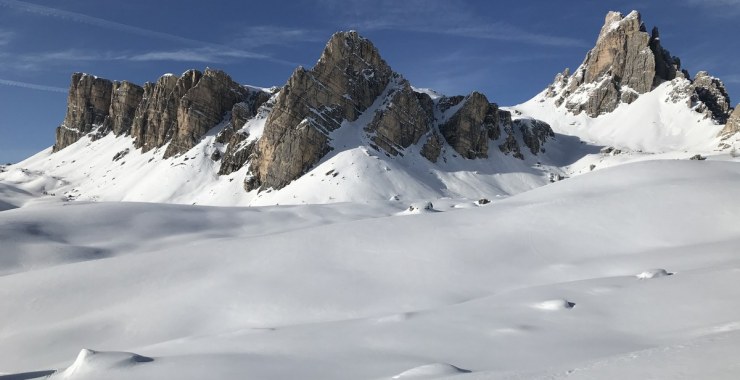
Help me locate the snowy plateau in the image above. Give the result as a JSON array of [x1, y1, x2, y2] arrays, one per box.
[[2, 10, 740, 380]]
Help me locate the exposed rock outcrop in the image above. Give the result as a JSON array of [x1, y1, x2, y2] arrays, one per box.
[[689, 71, 732, 124], [366, 79, 433, 156], [53, 73, 113, 152], [546, 11, 684, 117], [248, 31, 394, 190], [230, 90, 271, 132], [164, 69, 249, 157], [720, 106, 740, 137], [439, 92, 501, 159], [498, 123, 523, 160], [544, 9, 734, 126], [131, 72, 189, 152], [104, 81, 144, 136], [420, 131, 444, 162], [218, 93, 275, 176], [582, 11, 658, 93], [54, 69, 257, 159], [515, 118, 555, 155]]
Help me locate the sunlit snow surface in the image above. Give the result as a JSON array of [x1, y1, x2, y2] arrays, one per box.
[[1, 78, 740, 379], [1, 160, 740, 379]]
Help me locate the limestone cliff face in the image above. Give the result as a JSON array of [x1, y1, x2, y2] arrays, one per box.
[[546, 11, 684, 117], [439, 92, 501, 159], [365, 79, 433, 156], [720, 106, 740, 137], [104, 81, 144, 136], [53, 73, 113, 152], [164, 69, 249, 157], [218, 92, 274, 176], [131, 70, 200, 153], [54, 69, 253, 158], [248, 31, 394, 190], [582, 11, 657, 93]]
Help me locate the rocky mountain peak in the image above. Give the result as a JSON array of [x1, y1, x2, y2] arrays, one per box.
[[317, 31, 390, 73], [546, 10, 687, 117], [248, 31, 395, 191], [314, 30, 394, 122], [49, 31, 554, 195]]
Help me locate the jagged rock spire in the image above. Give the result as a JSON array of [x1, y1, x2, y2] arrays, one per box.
[[547, 10, 684, 117], [248, 31, 396, 190]]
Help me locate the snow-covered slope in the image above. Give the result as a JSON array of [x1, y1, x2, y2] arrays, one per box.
[[1, 159, 740, 379], [0, 94, 575, 207], [509, 77, 737, 177], [517, 79, 725, 152]]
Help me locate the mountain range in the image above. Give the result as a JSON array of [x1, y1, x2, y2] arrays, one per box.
[[3, 10, 738, 206]]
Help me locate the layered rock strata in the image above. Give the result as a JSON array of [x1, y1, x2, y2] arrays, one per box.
[[55, 69, 254, 158], [247, 31, 395, 190], [54, 73, 114, 152], [546, 11, 684, 117]]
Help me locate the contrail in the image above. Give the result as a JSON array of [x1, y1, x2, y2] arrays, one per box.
[[0, 78, 68, 93], [0, 0, 289, 64]]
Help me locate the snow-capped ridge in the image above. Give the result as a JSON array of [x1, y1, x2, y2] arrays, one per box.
[[543, 9, 731, 125], [7, 18, 737, 208]]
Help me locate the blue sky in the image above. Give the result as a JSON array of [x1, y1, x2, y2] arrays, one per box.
[[1, 0, 738, 163]]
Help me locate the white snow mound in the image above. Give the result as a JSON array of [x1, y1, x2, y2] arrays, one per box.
[[54, 349, 153, 379], [636, 268, 673, 279], [391, 363, 471, 379], [534, 299, 576, 310]]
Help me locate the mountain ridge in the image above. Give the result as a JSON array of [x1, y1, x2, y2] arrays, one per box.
[[2, 10, 738, 206], [48, 30, 557, 195], [545, 10, 733, 123]]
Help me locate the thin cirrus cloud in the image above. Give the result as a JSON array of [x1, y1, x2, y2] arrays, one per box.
[[0, 0, 293, 64], [685, 0, 740, 5], [0, 78, 67, 93], [359, 21, 587, 48], [0, 0, 212, 45], [126, 47, 290, 64], [0, 46, 301, 72], [325, 0, 587, 48], [236, 26, 325, 48], [684, 0, 740, 14], [0, 29, 13, 45], [722, 74, 740, 84]]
